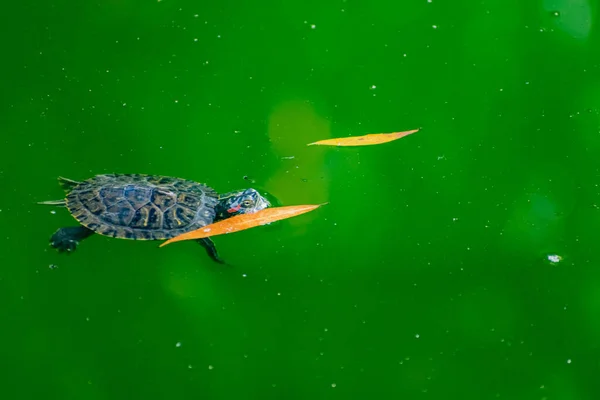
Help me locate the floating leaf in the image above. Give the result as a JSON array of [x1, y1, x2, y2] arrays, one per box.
[[160, 203, 326, 247], [307, 128, 419, 147]]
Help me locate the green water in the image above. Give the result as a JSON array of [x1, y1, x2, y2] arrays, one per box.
[[3, 0, 600, 399]]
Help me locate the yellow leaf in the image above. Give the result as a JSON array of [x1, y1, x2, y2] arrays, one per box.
[[307, 128, 419, 147]]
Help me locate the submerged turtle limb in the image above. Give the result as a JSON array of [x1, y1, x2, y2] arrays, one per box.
[[50, 226, 95, 253], [58, 176, 81, 191], [196, 238, 225, 264]]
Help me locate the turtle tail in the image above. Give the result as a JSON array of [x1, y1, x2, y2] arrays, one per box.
[[37, 177, 81, 206], [37, 176, 80, 206], [37, 199, 67, 206]]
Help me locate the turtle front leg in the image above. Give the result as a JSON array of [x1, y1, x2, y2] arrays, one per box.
[[196, 238, 225, 264], [50, 226, 95, 253]]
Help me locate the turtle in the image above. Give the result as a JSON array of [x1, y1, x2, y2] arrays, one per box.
[[38, 173, 271, 264]]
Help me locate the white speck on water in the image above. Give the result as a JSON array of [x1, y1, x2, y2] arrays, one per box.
[[188, 364, 193, 369], [311, 24, 316, 29], [194, 38, 198, 42], [86, 317, 90, 322], [433, 25, 438, 29], [567, 359, 572, 364], [415, 334, 420, 339], [370, 85, 377, 89], [277, 292, 281, 296], [50, 210, 56, 214], [175, 342, 182, 347], [242, 274, 247, 278], [122, 103, 126, 107], [194, 14, 199, 18], [547, 254, 562, 263], [331, 383, 337, 388], [208, 365, 214, 370]]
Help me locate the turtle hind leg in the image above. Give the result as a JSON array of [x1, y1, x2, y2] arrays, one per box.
[[50, 226, 95, 253], [58, 176, 81, 191], [196, 238, 226, 264]]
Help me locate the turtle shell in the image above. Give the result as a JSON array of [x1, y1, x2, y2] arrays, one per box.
[[65, 174, 219, 240]]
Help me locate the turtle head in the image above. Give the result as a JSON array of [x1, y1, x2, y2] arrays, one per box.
[[215, 188, 271, 221]]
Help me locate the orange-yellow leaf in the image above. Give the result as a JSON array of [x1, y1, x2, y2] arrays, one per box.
[[159, 203, 326, 247], [307, 128, 419, 147]]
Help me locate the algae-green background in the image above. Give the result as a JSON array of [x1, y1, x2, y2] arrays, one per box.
[[2, 0, 600, 399]]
